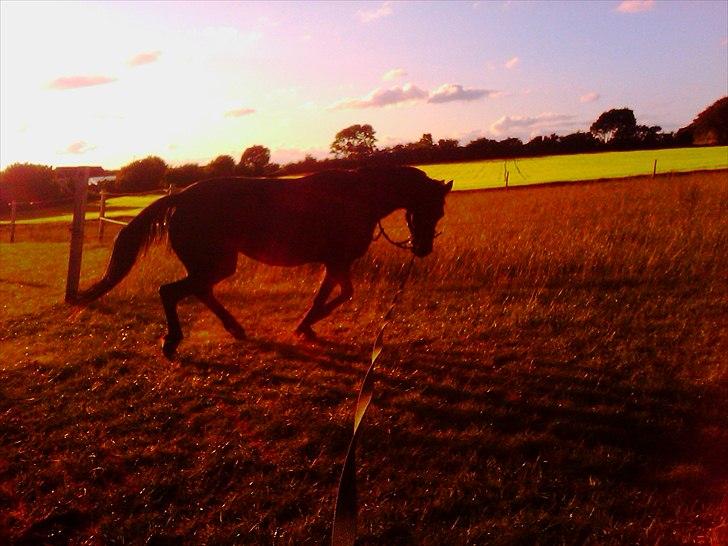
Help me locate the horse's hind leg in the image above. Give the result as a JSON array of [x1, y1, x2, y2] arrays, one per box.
[[159, 277, 195, 359], [160, 247, 243, 358], [296, 264, 353, 339], [188, 249, 245, 340], [195, 288, 246, 340]]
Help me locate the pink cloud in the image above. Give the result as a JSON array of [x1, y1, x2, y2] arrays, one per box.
[[48, 75, 116, 90], [383, 68, 407, 81], [65, 141, 95, 154], [225, 108, 256, 117], [490, 113, 577, 137], [128, 51, 161, 66], [330, 83, 428, 110], [428, 84, 499, 103], [358, 2, 393, 23], [580, 92, 600, 103], [616, 0, 655, 13], [331, 81, 502, 110], [505, 56, 520, 69]]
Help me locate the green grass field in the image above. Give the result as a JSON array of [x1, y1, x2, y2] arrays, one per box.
[[417, 146, 728, 191], [3, 194, 167, 226], [1, 171, 727, 544]]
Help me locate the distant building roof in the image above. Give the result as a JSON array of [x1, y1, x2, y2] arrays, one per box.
[[54, 166, 107, 178], [89, 175, 116, 185]]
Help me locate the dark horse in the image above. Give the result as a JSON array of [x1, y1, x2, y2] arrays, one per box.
[[78, 166, 452, 358]]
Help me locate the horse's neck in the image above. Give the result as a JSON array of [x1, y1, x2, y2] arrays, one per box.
[[368, 176, 419, 219]]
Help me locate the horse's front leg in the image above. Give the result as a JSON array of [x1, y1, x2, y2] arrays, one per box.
[[296, 265, 353, 339]]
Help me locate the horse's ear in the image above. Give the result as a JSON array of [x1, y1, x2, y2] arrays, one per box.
[[444, 180, 453, 193]]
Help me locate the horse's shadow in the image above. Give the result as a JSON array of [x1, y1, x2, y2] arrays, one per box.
[[178, 334, 364, 375]]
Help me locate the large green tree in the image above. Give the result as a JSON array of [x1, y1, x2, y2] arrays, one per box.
[[115, 156, 168, 192], [165, 163, 205, 188], [239, 145, 271, 176], [0, 163, 59, 203], [677, 96, 728, 145], [206, 155, 236, 178], [330, 124, 377, 160], [590, 108, 637, 144]]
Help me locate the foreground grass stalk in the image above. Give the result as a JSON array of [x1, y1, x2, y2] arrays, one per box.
[[332, 258, 414, 546]]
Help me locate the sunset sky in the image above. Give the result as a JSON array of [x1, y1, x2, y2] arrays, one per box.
[[1, 0, 726, 169]]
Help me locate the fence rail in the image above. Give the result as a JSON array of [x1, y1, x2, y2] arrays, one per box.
[[96, 186, 173, 241]]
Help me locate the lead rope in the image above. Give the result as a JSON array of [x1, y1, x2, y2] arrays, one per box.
[[331, 257, 416, 546], [373, 219, 413, 250]]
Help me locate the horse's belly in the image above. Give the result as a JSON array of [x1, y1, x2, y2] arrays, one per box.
[[235, 236, 325, 266], [235, 228, 371, 266]]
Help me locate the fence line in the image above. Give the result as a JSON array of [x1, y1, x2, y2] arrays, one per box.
[[3, 195, 76, 208], [97, 185, 173, 240], [101, 187, 169, 198], [8, 201, 17, 243], [65, 168, 89, 302]]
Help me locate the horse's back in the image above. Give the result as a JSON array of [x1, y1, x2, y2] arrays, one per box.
[[168, 172, 376, 266]]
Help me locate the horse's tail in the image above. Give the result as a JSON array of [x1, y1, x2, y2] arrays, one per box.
[[75, 193, 179, 303]]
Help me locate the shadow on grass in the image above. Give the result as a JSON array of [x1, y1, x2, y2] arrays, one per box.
[[0, 278, 49, 289], [1, 331, 726, 545]]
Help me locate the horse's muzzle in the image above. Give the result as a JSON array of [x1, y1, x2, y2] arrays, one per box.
[[412, 245, 432, 257]]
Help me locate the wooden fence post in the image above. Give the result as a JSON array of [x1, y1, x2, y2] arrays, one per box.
[[98, 190, 107, 241], [65, 168, 89, 303], [652, 159, 657, 177], [9, 201, 17, 243]]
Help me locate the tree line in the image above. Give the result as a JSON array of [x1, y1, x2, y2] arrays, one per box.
[[2, 98, 725, 203], [0, 145, 279, 203], [281, 105, 716, 175]]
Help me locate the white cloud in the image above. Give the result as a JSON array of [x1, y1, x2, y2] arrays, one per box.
[[329, 83, 428, 110], [358, 2, 393, 23], [490, 112, 577, 138], [428, 84, 499, 103], [458, 129, 489, 145], [580, 92, 600, 103], [505, 56, 520, 69], [224, 108, 256, 117], [383, 68, 407, 81], [616, 0, 655, 13], [331, 81, 502, 110]]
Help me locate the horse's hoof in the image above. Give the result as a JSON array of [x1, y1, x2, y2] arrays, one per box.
[[226, 324, 246, 340], [295, 325, 317, 341], [162, 335, 181, 360]]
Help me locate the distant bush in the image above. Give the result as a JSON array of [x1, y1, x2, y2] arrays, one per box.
[[676, 96, 728, 145], [206, 155, 236, 178], [114, 156, 167, 192], [0, 163, 60, 204], [165, 163, 206, 188]]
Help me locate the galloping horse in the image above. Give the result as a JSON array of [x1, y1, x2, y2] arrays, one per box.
[[78, 166, 452, 358]]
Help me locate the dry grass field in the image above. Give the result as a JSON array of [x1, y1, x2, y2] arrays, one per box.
[[1, 171, 727, 545]]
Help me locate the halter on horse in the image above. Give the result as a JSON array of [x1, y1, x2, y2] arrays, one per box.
[[77, 166, 452, 358]]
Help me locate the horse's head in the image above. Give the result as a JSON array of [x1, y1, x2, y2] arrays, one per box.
[[406, 173, 453, 257]]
